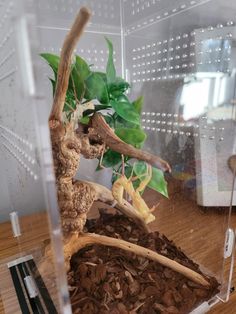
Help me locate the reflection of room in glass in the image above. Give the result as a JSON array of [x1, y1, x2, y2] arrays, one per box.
[[180, 70, 232, 121], [181, 78, 211, 120], [200, 39, 231, 73]]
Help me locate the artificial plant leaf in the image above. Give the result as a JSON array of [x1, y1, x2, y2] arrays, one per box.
[[74, 55, 91, 80], [117, 94, 130, 103], [69, 55, 92, 101], [64, 90, 77, 113], [149, 167, 169, 198], [105, 37, 116, 84], [49, 78, 56, 96], [94, 71, 107, 83], [85, 73, 109, 104], [115, 128, 147, 147], [133, 96, 144, 114], [104, 115, 114, 127], [109, 77, 130, 98], [115, 115, 140, 130], [41, 53, 85, 100], [112, 96, 138, 128], [133, 161, 149, 192], [97, 149, 122, 170], [40, 53, 60, 76], [79, 116, 90, 125], [50, 77, 76, 115], [110, 100, 140, 125], [133, 161, 168, 198], [70, 67, 85, 101]]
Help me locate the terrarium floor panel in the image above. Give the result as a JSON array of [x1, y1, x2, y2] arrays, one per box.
[[0, 184, 235, 314]]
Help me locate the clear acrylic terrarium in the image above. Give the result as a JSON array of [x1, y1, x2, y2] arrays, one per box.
[[0, 0, 235, 313]]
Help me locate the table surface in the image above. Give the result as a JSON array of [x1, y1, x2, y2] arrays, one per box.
[[0, 180, 235, 313]]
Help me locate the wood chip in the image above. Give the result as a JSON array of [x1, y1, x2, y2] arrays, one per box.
[[69, 211, 219, 313]]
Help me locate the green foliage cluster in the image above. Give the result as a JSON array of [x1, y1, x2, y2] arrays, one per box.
[[41, 38, 168, 198]]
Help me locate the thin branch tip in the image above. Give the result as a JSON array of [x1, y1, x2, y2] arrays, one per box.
[[80, 6, 92, 17]]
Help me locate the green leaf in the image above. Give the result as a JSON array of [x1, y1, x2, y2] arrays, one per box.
[[69, 55, 91, 100], [133, 96, 144, 115], [105, 37, 116, 84], [63, 101, 75, 115], [104, 115, 114, 127], [115, 128, 147, 147], [117, 94, 130, 103], [79, 116, 90, 125], [133, 161, 148, 180], [41, 53, 86, 100], [49, 79, 56, 96], [94, 71, 107, 83], [74, 55, 91, 80], [85, 73, 109, 104], [70, 68, 85, 101], [114, 115, 139, 130], [149, 167, 169, 198], [133, 161, 168, 198], [40, 53, 60, 76], [110, 100, 140, 125], [112, 96, 139, 128], [64, 90, 76, 113], [50, 78, 76, 115], [109, 77, 130, 98], [97, 149, 122, 169]]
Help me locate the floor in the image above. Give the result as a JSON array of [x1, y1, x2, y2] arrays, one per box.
[[0, 179, 235, 313]]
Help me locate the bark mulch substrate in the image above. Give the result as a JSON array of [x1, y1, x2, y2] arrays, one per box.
[[68, 211, 219, 314]]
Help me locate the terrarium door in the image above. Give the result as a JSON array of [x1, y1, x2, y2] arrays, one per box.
[[123, 0, 236, 307], [0, 1, 71, 313]]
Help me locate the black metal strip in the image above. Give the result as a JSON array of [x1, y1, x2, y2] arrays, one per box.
[[27, 259, 58, 314], [22, 261, 46, 314], [33, 295, 46, 314], [9, 266, 31, 314], [17, 263, 40, 314]]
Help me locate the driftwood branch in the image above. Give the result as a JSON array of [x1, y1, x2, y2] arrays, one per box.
[[48, 7, 93, 235], [91, 113, 171, 173], [49, 7, 91, 124], [63, 233, 210, 287]]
